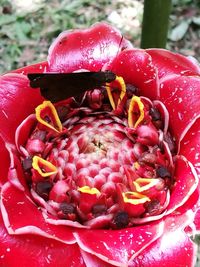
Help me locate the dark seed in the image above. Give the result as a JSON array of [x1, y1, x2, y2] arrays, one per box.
[[145, 199, 160, 215], [156, 166, 171, 178], [126, 84, 139, 96], [22, 157, 33, 171], [60, 202, 75, 215], [164, 133, 176, 154], [92, 204, 107, 215], [149, 107, 161, 121], [114, 211, 129, 229], [35, 181, 53, 200]]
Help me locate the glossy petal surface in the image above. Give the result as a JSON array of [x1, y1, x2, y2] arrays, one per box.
[[48, 22, 133, 73]]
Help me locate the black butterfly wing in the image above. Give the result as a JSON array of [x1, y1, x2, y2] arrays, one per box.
[[28, 71, 116, 103]]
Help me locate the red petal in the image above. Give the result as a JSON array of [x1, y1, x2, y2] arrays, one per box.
[[12, 61, 48, 75], [106, 49, 159, 100], [48, 22, 133, 73], [81, 249, 113, 267], [147, 49, 200, 79], [160, 75, 200, 147], [0, 73, 43, 142], [74, 221, 163, 266], [130, 213, 197, 267], [0, 135, 10, 185], [180, 119, 200, 179], [165, 156, 198, 215], [0, 213, 85, 267], [1, 182, 75, 244]]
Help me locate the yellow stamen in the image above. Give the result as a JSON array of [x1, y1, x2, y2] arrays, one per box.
[[35, 101, 62, 133], [133, 178, 159, 192], [122, 191, 150, 205], [128, 96, 144, 128], [78, 186, 100, 195], [32, 156, 58, 177], [133, 161, 140, 170], [106, 75, 126, 110]]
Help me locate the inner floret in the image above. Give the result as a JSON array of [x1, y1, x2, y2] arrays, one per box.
[[18, 75, 175, 229]]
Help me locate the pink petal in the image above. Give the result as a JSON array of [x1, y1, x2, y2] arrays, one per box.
[[0, 214, 85, 267], [147, 49, 200, 79], [1, 182, 75, 244], [160, 75, 200, 147], [106, 49, 159, 99], [194, 208, 200, 231], [0, 73, 43, 142], [48, 22, 133, 73], [130, 213, 197, 267], [74, 221, 164, 266]]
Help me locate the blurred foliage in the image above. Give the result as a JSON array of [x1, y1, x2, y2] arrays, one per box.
[[1, 0, 199, 74], [0, 0, 112, 73], [0, 0, 200, 73]]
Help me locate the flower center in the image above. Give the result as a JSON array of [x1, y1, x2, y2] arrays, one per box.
[[19, 76, 175, 229]]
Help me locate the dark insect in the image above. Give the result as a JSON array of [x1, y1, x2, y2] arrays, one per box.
[[28, 71, 116, 103]]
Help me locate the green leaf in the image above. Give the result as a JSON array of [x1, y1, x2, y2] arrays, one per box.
[[0, 14, 17, 27]]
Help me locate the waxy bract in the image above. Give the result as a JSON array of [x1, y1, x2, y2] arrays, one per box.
[[0, 23, 200, 267]]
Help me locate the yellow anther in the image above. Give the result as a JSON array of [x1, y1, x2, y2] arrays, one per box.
[[106, 75, 126, 110], [128, 96, 145, 128], [35, 101, 62, 133], [32, 156, 58, 177], [133, 178, 159, 192], [78, 186, 100, 195], [122, 191, 150, 205], [133, 161, 140, 170]]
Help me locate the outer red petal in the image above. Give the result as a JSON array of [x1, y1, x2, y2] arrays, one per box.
[[159, 75, 200, 147], [1, 182, 75, 244], [0, 73, 43, 142], [106, 49, 159, 100], [147, 49, 200, 79], [129, 212, 196, 267], [48, 22, 133, 73], [11, 61, 48, 75], [165, 156, 198, 215], [0, 214, 85, 267], [180, 119, 200, 178], [0, 135, 10, 185], [74, 221, 164, 267]]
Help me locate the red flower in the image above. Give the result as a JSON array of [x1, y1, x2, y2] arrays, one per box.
[[0, 22, 200, 267]]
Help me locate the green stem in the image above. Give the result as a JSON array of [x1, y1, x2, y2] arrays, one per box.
[[141, 0, 172, 49]]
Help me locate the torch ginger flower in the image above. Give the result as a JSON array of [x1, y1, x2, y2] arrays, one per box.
[[0, 22, 200, 267]]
